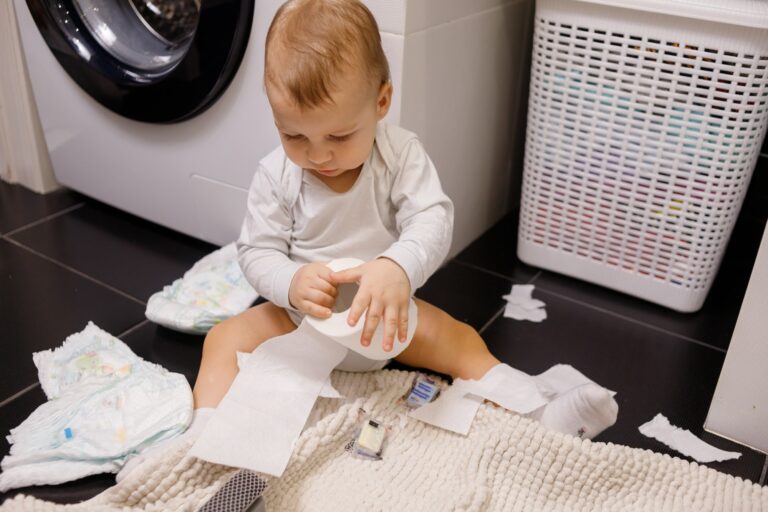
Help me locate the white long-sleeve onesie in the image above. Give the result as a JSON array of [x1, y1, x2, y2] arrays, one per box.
[[236, 123, 454, 315]]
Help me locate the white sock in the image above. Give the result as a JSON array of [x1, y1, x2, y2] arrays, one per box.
[[528, 383, 618, 439], [116, 407, 214, 483]]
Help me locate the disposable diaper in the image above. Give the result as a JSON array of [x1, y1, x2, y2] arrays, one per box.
[[0, 322, 192, 492], [145, 242, 258, 334]]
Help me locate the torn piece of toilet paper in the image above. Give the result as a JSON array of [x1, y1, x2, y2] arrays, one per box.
[[533, 364, 616, 399], [638, 413, 741, 463], [191, 322, 348, 476], [503, 285, 545, 308], [408, 380, 485, 435], [466, 363, 548, 414], [503, 284, 546, 322]]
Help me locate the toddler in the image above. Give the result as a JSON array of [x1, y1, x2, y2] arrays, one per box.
[[195, 0, 502, 407], [118, 0, 617, 482]]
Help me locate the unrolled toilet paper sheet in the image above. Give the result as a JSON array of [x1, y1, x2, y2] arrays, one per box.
[[236, 351, 342, 399], [190, 322, 347, 476], [410, 364, 611, 436], [410, 364, 549, 435], [534, 364, 616, 399]]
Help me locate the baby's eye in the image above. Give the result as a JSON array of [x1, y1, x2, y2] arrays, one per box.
[[283, 133, 305, 141], [329, 133, 352, 142]]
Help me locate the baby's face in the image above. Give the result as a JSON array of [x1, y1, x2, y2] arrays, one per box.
[[267, 70, 391, 179]]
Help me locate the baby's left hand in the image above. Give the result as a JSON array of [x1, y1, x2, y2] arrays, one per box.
[[329, 258, 411, 352]]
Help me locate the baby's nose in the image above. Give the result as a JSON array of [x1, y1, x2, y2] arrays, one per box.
[[307, 146, 332, 166]]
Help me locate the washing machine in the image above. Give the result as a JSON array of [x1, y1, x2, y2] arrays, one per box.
[[13, 0, 289, 244], [14, 0, 534, 251]]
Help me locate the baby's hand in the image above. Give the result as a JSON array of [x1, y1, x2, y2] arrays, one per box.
[[330, 258, 411, 352], [289, 262, 337, 318]]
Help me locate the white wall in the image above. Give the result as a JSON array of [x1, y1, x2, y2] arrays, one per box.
[[400, 0, 534, 255], [0, 0, 57, 192], [705, 221, 768, 454]]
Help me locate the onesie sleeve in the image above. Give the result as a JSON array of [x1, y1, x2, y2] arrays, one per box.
[[236, 164, 302, 310], [378, 139, 454, 290]]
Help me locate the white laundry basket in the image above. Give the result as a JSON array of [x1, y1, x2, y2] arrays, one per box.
[[517, 0, 768, 312]]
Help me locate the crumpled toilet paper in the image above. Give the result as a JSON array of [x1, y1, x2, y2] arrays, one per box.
[[145, 243, 258, 334], [503, 284, 547, 322], [639, 413, 741, 463], [191, 258, 419, 477], [0, 323, 192, 492]]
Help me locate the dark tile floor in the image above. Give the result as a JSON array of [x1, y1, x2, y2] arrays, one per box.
[[1, 154, 767, 504]]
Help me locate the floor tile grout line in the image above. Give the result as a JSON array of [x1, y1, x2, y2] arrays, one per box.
[[117, 319, 150, 339], [2, 237, 147, 306], [479, 305, 505, 335], [527, 270, 542, 284], [3, 202, 86, 238], [0, 383, 40, 409], [760, 457, 768, 486], [452, 258, 518, 283], [534, 285, 728, 354]]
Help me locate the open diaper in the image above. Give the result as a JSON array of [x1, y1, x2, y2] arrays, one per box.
[[145, 243, 258, 334], [0, 323, 193, 492]]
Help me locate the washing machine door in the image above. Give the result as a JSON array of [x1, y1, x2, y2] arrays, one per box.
[[26, 0, 254, 123]]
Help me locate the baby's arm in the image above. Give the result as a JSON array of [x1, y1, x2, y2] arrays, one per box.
[[331, 138, 454, 349], [378, 138, 454, 288], [237, 165, 335, 317]]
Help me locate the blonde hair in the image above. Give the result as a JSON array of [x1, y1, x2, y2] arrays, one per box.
[[265, 0, 390, 109]]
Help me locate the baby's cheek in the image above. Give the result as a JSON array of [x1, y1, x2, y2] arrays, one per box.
[[282, 147, 301, 166], [346, 142, 374, 169]]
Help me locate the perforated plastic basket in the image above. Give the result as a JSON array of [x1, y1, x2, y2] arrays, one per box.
[[518, 0, 768, 312]]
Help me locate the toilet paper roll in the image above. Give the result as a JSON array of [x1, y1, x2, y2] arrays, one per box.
[[306, 258, 418, 360]]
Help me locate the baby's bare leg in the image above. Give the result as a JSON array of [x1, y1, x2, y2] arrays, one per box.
[[395, 298, 500, 380], [193, 302, 296, 408]]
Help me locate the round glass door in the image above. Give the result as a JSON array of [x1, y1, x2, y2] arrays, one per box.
[[27, 0, 253, 122], [72, 0, 198, 80]]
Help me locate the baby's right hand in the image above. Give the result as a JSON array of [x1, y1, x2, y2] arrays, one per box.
[[288, 262, 337, 318]]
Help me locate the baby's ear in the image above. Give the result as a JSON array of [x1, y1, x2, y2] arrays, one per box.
[[376, 81, 393, 119]]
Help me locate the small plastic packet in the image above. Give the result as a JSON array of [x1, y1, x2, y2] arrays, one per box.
[[345, 409, 389, 461], [401, 374, 441, 409]]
